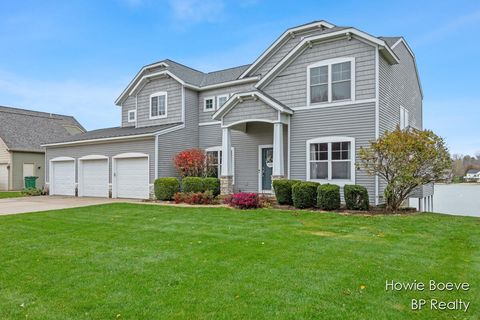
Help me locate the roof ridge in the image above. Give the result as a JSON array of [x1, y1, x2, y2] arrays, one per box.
[[0, 105, 75, 120], [205, 63, 251, 74], [165, 59, 205, 75]]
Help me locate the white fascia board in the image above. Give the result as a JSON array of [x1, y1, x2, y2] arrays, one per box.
[[129, 70, 185, 97], [115, 62, 169, 105], [256, 28, 400, 89], [239, 21, 336, 78], [41, 133, 155, 147], [212, 91, 292, 120]]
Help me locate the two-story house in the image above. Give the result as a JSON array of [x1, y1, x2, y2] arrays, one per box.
[[44, 20, 428, 205]]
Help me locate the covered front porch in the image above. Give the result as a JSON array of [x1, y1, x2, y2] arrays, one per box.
[[212, 90, 292, 194]]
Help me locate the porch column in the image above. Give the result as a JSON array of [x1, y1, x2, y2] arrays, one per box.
[[220, 127, 233, 195], [272, 122, 285, 178]]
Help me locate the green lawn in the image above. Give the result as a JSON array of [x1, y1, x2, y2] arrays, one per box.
[[0, 191, 24, 199], [0, 204, 478, 319]]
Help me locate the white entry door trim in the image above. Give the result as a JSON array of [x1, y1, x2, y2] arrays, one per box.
[[0, 164, 9, 191], [78, 155, 109, 197], [112, 153, 150, 199], [258, 144, 274, 193], [49, 157, 75, 196]]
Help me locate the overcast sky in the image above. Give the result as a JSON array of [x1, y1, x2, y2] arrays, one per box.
[[0, 0, 479, 155]]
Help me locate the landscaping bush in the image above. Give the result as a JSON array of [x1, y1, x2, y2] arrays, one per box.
[[292, 181, 319, 209], [174, 191, 216, 205], [203, 177, 220, 196], [317, 184, 340, 211], [173, 148, 206, 177], [344, 184, 369, 210], [154, 177, 179, 200], [182, 177, 205, 193], [272, 179, 300, 205], [21, 188, 44, 196], [228, 192, 261, 209]]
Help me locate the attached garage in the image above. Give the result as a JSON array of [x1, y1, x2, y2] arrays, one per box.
[[113, 153, 149, 199], [78, 155, 109, 197], [0, 164, 8, 190], [50, 157, 75, 196]]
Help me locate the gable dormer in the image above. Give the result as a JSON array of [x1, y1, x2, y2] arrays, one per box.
[[239, 20, 336, 78]]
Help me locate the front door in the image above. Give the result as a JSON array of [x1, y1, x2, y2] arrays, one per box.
[[260, 146, 273, 192]]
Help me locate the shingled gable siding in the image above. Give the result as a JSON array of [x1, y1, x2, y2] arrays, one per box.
[[121, 95, 136, 128], [263, 38, 376, 108], [222, 99, 278, 127], [157, 88, 199, 177], [198, 82, 254, 123], [45, 138, 155, 184], [253, 28, 331, 77], [136, 77, 182, 128], [0, 137, 10, 164], [379, 41, 422, 133], [289, 102, 376, 200]]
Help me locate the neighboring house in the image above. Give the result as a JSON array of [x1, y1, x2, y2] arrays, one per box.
[[43, 20, 429, 205], [0, 106, 84, 191], [464, 169, 480, 182]]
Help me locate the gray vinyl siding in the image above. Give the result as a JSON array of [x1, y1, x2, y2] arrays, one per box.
[[121, 96, 136, 128], [289, 102, 376, 199], [222, 100, 278, 127], [45, 138, 156, 184], [253, 28, 328, 77], [198, 83, 254, 123], [136, 77, 182, 128], [157, 88, 199, 178], [379, 41, 422, 133], [11, 152, 45, 190], [0, 138, 10, 164], [263, 38, 376, 108]]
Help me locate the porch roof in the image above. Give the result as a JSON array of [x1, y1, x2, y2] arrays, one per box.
[[212, 90, 293, 121]]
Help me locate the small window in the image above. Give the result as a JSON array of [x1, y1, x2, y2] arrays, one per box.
[[205, 147, 235, 183], [307, 137, 355, 183], [400, 106, 409, 129], [217, 95, 229, 109], [150, 92, 167, 119], [308, 58, 354, 105], [204, 97, 215, 112], [128, 110, 136, 122]]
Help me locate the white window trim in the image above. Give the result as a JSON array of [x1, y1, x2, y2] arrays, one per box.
[[127, 110, 136, 123], [306, 136, 356, 186], [206, 146, 235, 184], [400, 106, 409, 129], [216, 94, 229, 110], [149, 91, 168, 119], [203, 96, 216, 112], [306, 57, 356, 107]]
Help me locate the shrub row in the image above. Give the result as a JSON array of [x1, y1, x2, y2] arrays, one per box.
[[154, 177, 220, 200], [174, 190, 216, 205], [273, 179, 369, 210]]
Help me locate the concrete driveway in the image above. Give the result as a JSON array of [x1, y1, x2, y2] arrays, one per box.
[[0, 196, 139, 215]]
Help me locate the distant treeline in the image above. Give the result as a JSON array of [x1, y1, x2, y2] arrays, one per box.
[[451, 153, 480, 178]]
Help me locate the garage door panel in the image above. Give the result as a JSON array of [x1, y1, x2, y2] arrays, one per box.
[[0, 164, 8, 191], [52, 161, 75, 196], [80, 159, 108, 197], [115, 157, 149, 199]]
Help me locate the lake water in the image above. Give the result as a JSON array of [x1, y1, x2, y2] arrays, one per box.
[[409, 184, 480, 217]]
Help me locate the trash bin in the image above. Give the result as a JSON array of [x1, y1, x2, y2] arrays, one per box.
[[24, 176, 38, 189]]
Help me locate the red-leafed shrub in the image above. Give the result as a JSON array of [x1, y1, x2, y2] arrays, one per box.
[[173, 191, 216, 205], [173, 149, 206, 177], [228, 192, 261, 209]]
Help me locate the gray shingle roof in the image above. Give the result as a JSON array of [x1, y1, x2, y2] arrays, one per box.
[[47, 122, 182, 144], [466, 169, 480, 174], [0, 106, 85, 152]]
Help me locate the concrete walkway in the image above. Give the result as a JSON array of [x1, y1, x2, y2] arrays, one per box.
[[0, 196, 139, 215]]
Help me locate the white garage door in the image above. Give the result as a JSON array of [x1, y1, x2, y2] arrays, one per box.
[[115, 157, 149, 199], [79, 159, 109, 197], [51, 160, 75, 196], [0, 164, 8, 191]]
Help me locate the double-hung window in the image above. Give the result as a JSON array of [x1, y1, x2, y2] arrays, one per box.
[[150, 92, 167, 119], [308, 58, 355, 105], [217, 94, 229, 109], [307, 137, 355, 184], [204, 97, 215, 112], [127, 110, 136, 122], [205, 146, 234, 183]]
